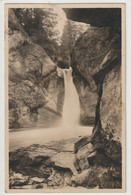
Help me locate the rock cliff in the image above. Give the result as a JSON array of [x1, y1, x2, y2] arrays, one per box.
[[8, 9, 60, 128], [71, 27, 122, 188]]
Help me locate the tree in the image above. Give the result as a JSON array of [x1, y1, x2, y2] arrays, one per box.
[[14, 8, 60, 61]]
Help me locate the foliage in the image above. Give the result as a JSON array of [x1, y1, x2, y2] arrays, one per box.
[[101, 123, 120, 142], [13, 8, 59, 61]]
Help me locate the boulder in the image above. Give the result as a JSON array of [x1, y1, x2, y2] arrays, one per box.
[[71, 27, 120, 84], [74, 143, 94, 173], [49, 152, 77, 175], [9, 43, 56, 83]]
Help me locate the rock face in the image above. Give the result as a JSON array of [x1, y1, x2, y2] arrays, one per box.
[[60, 19, 90, 54], [100, 65, 122, 142], [71, 27, 121, 126], [72, 27, 122, 188], [8, 9, 62, 128], [64, 8, 121, 31], [71, 26, 121, 137], [71, 27, 120, 85]]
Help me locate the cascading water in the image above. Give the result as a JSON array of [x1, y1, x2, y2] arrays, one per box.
[[61, 67, 80, 128]]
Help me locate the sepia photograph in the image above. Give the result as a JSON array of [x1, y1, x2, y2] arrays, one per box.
[[5, 3, 125, 193]]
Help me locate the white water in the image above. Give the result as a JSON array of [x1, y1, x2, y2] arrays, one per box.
[[9, 67, 93, 151], [61, 67, 80, 128]]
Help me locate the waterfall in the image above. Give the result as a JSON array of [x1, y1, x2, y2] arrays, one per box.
[[61, 67, 80, 127]]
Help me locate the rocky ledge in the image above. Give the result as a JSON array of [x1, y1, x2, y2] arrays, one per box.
[[9, 138, 78, 189], [9, 136, 121, 190]]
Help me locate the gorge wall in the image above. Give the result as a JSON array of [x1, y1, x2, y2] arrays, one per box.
[[8, 8, 92, 129], [70, 24, 122, 189]]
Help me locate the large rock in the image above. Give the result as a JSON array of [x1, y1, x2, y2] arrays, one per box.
[[9, 43, 56, 83], [71, 27, 120, 83], [9, 139, 79, 189], [49, 152, 77, 175]]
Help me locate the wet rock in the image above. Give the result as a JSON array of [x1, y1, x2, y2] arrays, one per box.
[[49, 152, 76, 174], [9, 144, 59, 179], [74, 156, 90, 174], [10, 144, 58, 165], [74, 143, 94, 173], [30, 177, 45, 184], [76, 143, 94, 159], [9, 172, 29, 187]]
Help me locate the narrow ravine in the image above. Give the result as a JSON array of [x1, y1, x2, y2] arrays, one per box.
[[8, 7, 122, 190]]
